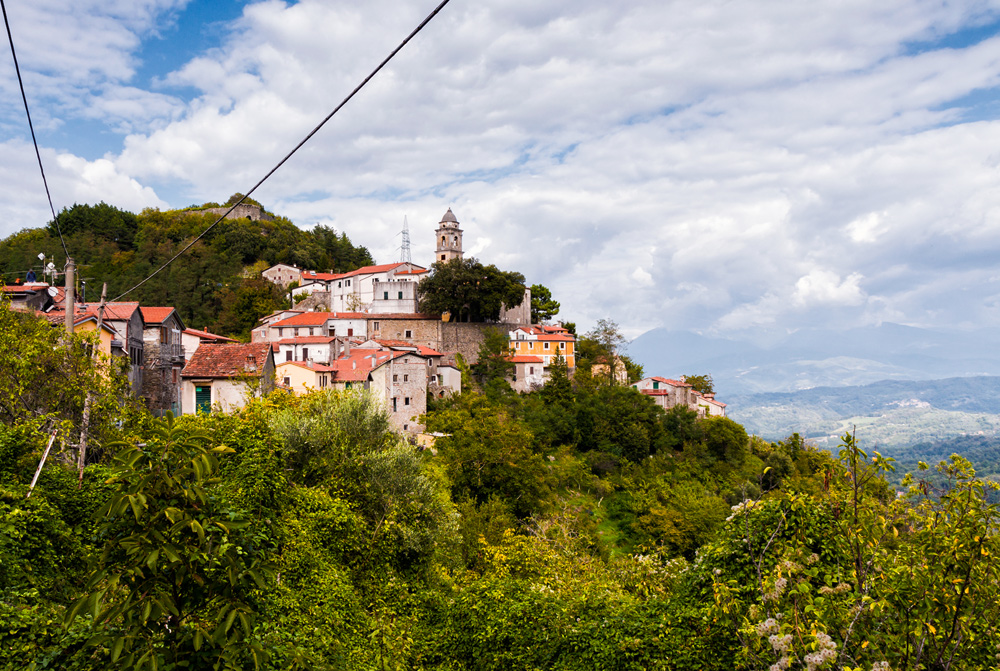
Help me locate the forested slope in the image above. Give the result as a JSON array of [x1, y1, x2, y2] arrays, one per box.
[[0, 196, 372, 339]]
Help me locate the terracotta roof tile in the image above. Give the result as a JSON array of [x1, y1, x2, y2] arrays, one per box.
[[182, 343, 272, 378], [140, 307, 178, 325], [507, 355, 544, 363], [272, 312, 335, 327], [277, 336, 336, 345], [183, 328, 238, 343]]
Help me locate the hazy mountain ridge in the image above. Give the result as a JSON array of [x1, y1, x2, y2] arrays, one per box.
[[726, 376, 1000, 455], [630, 323, 1000, 395]]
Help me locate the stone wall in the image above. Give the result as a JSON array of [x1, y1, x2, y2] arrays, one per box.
[[196, 203, 274, 222]]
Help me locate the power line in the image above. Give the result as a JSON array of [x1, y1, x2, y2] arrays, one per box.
[[1, 0, 68, 260], [112, 0, 453, 302]]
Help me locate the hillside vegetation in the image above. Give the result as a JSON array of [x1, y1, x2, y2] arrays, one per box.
[[2, 301, 999, 670], [0, 197, 373, 339]]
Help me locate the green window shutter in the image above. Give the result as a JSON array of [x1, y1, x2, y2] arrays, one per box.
[[195, 385, 211, 414]]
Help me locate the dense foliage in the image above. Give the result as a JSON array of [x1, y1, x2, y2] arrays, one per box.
[[3, 300, 1000, 670], [417, 258, 526, 322], [0, 199, 373, 339]]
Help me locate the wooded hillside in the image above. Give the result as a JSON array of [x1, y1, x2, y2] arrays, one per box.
[[0, 197, 373, 339]]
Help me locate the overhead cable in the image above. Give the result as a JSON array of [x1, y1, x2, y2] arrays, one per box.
[[1, 0, 69, 259], [112, 0, 453, 302]]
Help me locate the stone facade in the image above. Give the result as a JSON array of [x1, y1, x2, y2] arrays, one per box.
[[140, 308, 186, 416], [194, 203, 274, 222]]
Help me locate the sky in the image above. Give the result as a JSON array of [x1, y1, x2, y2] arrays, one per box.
[[2, 0, 1000, 340]]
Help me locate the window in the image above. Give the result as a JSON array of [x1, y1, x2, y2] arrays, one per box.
[[393, 374, 398, 382], [309, 327, 314, 336], [404, 397, 410, 406], [160, 326, 168, 344], [345, 382, 352, 389], [404, 330, 412, 338], [279, 328, 285, 337], [653, 381, 659, 390], [346, 280, 351, 286], [294, 328, 299, 336], [337, 281, 342, 288], [529, 367, 534, 374], [544, 342, 550, 350], [392, 397, 397, 412], [383, 291, 389, 300], [428, 359, 432, 367], [397, 291, 403, 299], [195, 385, 211, 414], [347, 328, 353, 336], [320, 375, 327, 388], [441, 254, 446, 260], [403, 374, 409, 382], [286, 351, 292, 362], [283, 377, 290, 386], [372, 322, 379, 331], [172, 368, 178, 384], [302, 347, 309, 361]]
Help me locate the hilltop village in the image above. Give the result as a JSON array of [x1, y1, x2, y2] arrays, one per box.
[[2, 206, 725, 433]]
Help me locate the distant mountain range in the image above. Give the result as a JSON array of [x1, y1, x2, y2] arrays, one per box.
[[629, 323, 1000, 396]]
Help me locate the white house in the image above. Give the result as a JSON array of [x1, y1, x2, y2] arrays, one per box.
[[180, 342, 275, 414]]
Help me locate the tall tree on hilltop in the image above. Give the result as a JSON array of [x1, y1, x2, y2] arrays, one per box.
[[530, 284, 560, 323], [417, 257, 526, 322]]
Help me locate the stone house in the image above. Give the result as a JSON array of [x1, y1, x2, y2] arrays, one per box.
[[508, 355, 546, 393], [140, 307, 186, 416], [631, 377, 727, 418], [261, 263, 301, 287], [180, 342, 275, 414]]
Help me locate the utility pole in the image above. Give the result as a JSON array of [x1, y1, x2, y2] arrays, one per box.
[[64, 257, 75, 334], [78, 282, 107, 487]]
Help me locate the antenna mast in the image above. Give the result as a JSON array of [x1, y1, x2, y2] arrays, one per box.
[[400, 215, 412, 263]]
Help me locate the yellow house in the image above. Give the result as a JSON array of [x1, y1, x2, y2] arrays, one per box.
[[507, 324, 575, 369], [276, 360, 366, 394]]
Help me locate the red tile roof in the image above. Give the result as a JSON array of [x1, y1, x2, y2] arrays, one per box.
[[277, 336, 336, 345], [394, 268, 428, 276], [299, 272, 342, 282], [183, 328, 238, 343], [272, 312, 336, 327], [650, 376, 690, 387], [140, 307, 177, 325], [182, 343, 272, 378], [507, 355, 544, 363], [373, 339, 415, 347], [43, 302, 141, 325]]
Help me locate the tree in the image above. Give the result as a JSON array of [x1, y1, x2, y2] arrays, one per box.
[[471, 327, 515, 386], [67, 415, 271, 670], [579, 318, 629, 386], [529, 284, 560, 323], [213, 276, 285, 340], [0, 298, 133, 445], [417, 258, 526, 322], [683, 374, 714, 395]]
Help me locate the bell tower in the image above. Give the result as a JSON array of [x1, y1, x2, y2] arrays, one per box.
[[434, 208, 463, 263]]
